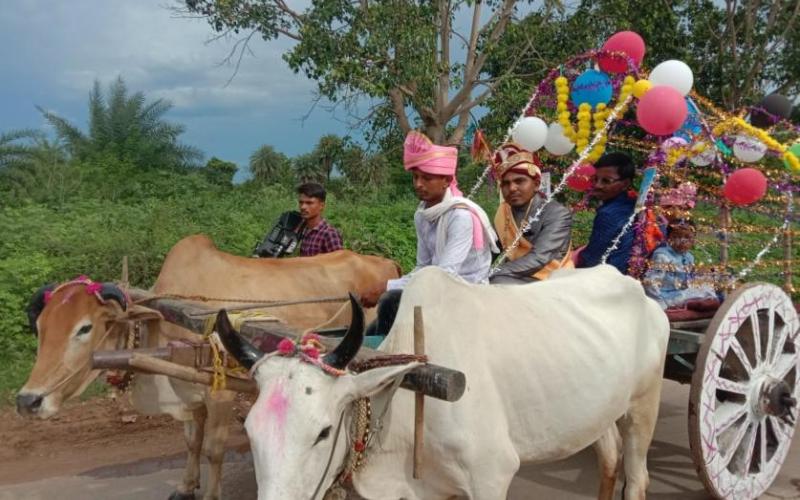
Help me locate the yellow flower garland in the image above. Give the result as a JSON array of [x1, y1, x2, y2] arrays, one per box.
[[554, 74, 635, 163], [712, 117, 800, 174]]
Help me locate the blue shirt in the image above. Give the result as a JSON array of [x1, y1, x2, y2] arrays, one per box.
[[578, 192, 636, 274]]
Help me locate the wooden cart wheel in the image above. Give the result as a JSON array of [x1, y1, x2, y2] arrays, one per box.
[[688, 283, 799, 499]]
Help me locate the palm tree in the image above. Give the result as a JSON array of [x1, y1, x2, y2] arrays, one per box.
[[38, 77, 202, 169], [314, 134, 344, 180], [249, 144, 290, 184], [0, 129, 71, 204], [0, 129, 41, 169], [293, 152, 324, 183]]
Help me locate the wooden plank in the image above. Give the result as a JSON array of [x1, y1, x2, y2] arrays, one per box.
[[129, 354, 257, 394], [668, 328, 704, 355], [93, 347, 171, 369], [93, 344, 215, 371], [127, 288, 466, 402], [669, 318, 712, 331]]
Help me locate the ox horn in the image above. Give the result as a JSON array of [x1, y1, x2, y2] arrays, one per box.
[[323, 293, 364, 370], [26, 283, 56, 335], [214, 309, 264, 370], [99, 283, 128, 311]]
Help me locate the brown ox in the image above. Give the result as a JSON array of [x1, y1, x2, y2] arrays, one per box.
[[17, 234, 399, 500]]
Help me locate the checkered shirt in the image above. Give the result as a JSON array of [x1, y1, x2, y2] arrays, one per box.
[[300, 219, 343, 256]]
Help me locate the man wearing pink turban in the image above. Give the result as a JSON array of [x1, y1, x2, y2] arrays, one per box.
[[361, 131, 498, 336]]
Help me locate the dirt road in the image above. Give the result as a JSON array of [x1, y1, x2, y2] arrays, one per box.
[[1, 381, 799, 499]]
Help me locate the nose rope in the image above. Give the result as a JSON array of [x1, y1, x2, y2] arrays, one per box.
[[35, 321, 124, 398], [310, 409, 347, 500]]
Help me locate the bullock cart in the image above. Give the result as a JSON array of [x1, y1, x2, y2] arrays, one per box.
[[461, 32, 799, 498], [92, 288, 466, 403]]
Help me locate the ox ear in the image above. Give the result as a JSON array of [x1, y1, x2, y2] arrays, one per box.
[[100, 283, 128, 311], [214, 310, 264, 371], [345, 362, 422, 401], [27, 283, 56, 335], [322, 293, 364, 370]]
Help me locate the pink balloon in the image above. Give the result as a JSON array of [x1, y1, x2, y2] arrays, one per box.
[[723, 168, 767, 206], [567, 164, 596, 192], [598, 31, 646, 74], [636, 86, 689, 136]]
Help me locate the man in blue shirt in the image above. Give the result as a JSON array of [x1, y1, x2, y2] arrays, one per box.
[[577, 152, 636, 274]]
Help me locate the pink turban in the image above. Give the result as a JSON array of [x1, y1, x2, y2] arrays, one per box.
[[403, 131, 462, 196]]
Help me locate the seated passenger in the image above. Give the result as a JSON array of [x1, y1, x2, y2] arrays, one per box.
[[361, 131, 498, 335], [577, 152, 637, 274], [490, 147, 573, 284], [643, 220, 719, 311]]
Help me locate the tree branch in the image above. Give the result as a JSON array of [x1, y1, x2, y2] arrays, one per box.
[[388, 88, 412, 134], [442, 0, 516, 119], [272, 0, 304, 25], [463, 0, 483, 88], [437, 0, 452, 116]]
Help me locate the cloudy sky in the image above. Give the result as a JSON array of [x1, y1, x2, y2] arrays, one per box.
[[0, 0, 351, 175]]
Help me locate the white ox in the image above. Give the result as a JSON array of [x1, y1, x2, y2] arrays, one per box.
[[218, 265, 670, 500], [16, 234, 400, 500]]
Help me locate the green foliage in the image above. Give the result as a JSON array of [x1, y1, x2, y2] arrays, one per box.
[[203, 156, 239, 186], [0, 130, 73, 204], [0, 128, 43, 169], [0, 252, 56, 404], [39, 77, 203, 170]]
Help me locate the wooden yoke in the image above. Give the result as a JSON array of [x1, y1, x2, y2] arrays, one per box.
[[95, 288, 466, 403]]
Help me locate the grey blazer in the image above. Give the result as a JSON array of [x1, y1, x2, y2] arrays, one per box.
[[493, 194, 573, 278]]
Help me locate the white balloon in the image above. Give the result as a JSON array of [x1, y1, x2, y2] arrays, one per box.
[[733, 134, 766, 163], [689, 141, 715, 166], [649, 60, 694, 96], [511, 117, 548, 151], [544, 123, 575, 156]]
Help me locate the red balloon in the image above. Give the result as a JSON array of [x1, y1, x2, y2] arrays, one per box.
[[598, 31, 646, 74], [723, 168, 767, 206], [636, 86, 689, 136], [567, 164, 596, 192]]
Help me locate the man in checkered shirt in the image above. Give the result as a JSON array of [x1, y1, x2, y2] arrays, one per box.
[[297, 182, 344, 257]]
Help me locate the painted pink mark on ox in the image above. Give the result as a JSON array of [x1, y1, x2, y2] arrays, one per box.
[[265, 383, 290, 428], [252, 380, 291, 447]]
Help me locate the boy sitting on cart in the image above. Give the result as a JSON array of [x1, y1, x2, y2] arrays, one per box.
[[643, 219, 720, 311]]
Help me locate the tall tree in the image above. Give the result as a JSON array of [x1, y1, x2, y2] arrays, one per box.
[[315, 134, 345, 181], [182, 0, 561, 145], [249, 144, 290, 183], [203, 156, 239, 185], [39, 77, 203, 169], [293, 152, 324, 183], [337, 145, 390, 187]]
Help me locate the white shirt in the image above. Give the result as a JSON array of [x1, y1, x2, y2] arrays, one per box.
[[387, 208, 492, 290]]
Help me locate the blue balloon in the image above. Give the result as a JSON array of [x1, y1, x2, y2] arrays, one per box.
[[570, 69, 613, 108]]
